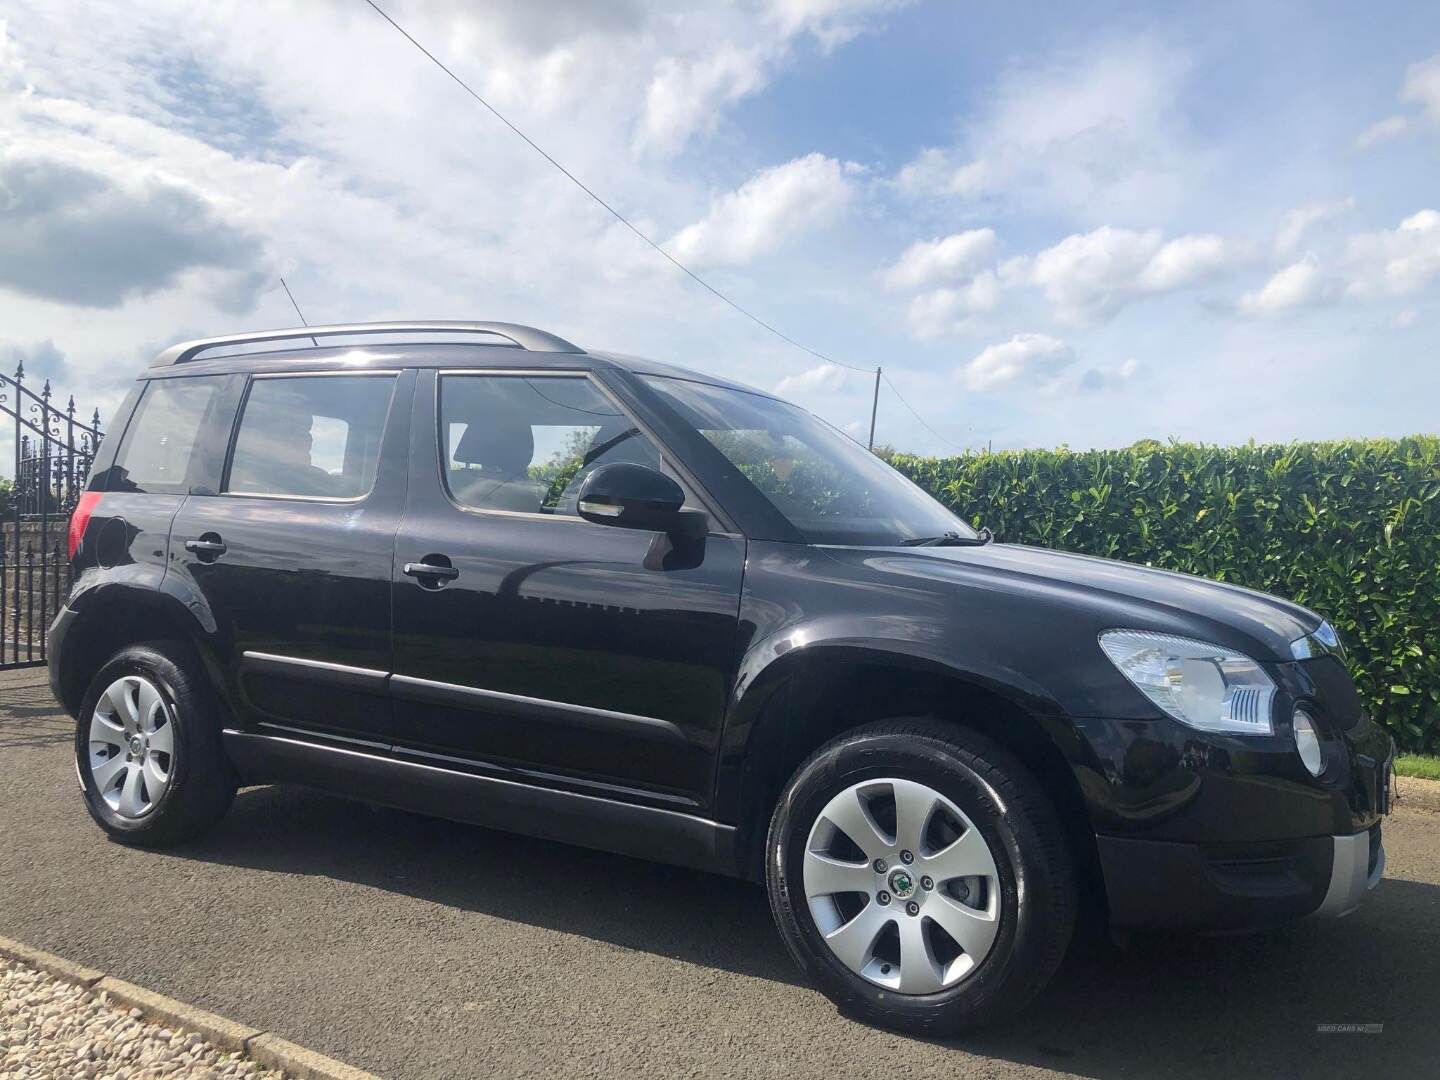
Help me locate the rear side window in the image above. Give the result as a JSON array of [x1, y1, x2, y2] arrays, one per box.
[[226, 374, 396, 500], [108, 376, 225, 493]]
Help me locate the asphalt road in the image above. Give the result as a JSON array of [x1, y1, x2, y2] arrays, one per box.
[[3, 668, 1438, 1079]]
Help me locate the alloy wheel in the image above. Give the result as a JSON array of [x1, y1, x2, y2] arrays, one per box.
[[803, 778, 1000, 994], [87, 675, 176, 819]]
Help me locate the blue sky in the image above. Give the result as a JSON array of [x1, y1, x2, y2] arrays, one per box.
[[1, 0, 1437, 453]]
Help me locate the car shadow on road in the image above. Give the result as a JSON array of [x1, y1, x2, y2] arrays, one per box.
[[177, 783, 1440, 1079]]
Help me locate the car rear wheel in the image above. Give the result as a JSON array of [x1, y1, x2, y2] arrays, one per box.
[[766, 719, 1076, 1034], [75, 642, 236, 846]]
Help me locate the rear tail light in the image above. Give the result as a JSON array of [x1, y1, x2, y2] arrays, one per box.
[[67, 491, 103, 560]]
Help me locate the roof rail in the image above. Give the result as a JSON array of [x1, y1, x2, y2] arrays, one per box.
[[151, 321, 584, 367]]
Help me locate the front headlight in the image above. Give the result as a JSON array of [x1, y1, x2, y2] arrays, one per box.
[[1099, 630, 1277, 735]]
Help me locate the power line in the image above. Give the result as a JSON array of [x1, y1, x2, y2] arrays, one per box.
[[360, 0, 977, 455], [358, 0, 873, 375], [882, 373, 967, 453]]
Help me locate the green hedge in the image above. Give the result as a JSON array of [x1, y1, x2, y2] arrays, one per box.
[[887, 436, 1440, 752]]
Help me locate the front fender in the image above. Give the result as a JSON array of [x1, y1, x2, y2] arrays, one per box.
[[733, 616, 1065, 722]]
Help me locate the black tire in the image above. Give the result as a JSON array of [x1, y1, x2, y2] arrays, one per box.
[[766, 719, 1076, 1035], [74, 641, 237, 847]]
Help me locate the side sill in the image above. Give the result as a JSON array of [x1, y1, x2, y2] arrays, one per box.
[[222, 730, 741, 878]]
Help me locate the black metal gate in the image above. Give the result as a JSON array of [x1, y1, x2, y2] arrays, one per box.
[[0, 360, 102, 669]]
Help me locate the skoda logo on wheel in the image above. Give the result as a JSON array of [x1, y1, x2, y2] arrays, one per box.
[[888, 868, 917, 900]]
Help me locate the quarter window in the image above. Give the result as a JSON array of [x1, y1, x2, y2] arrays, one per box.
[[226, 375, 396, 499], [438, 374, 680, 516], [108, 376, 225, 493]]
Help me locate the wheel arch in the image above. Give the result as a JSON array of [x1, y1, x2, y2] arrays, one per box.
[[721, 643, 1106, 919], [52, 574, 224, 717]]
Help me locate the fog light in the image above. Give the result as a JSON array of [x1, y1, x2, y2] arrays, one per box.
[[1293, 708, 1324, 777]]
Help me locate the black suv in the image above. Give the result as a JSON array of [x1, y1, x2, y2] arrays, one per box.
[[50, 322, 1393, 1034]]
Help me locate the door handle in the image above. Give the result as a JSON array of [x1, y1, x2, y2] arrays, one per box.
[[403, 561, 460, 581], [184, 535, 227, 560]]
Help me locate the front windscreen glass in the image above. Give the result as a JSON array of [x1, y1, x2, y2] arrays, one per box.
[[643, 375, 973, 546]]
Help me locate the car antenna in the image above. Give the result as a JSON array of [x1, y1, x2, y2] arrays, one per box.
[[279, 277, 320, 347]]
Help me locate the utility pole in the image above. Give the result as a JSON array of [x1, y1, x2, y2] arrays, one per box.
[[867, 366, 881, 450]]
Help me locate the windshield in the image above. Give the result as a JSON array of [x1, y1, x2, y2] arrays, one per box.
[[644, 375, 975, 546]]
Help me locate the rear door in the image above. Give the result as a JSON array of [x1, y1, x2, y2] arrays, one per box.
[[168, 368, 414, 748]]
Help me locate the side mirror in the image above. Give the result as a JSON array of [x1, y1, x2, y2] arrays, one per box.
[[576, 462, 706, 538]]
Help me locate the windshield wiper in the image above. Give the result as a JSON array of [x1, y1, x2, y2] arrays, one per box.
[[900, 527, 993, 547]]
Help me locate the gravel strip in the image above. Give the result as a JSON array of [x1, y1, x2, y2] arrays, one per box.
[[1, 956, 285, 1080]]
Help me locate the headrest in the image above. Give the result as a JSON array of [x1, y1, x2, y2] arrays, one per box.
[[453, 413, 534, 475]]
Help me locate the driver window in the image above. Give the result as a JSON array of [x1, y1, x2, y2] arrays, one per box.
[[439, 374, 684, 516]]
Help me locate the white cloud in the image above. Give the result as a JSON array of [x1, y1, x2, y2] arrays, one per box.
[[1275, 198, 1354, 255], [880, 229, 996, 291], [905, 274, 1002, 339], [893, 148, 990, 198], [892, 36, 1203, 221], [636, 45, 773, 156], [1345, 208, 1440, 297], [1018, 226, 1231, 321], [1400, 52, 1440, 123], [668, 153, 856, 267], [1079, 356, 1140, 392], [774, 362, 859, 396], [1355, 115, 1410, 150], [768, 0, 912, 48], [1356, 52, 1440, 150], [958, 333, 1075, 392], [1238, 256, 1338, 317], [634, 0, 904, 154]]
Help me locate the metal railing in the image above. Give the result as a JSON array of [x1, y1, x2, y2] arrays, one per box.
[[0, 360, 103, 669]]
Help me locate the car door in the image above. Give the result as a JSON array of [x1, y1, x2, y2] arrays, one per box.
[[168, 368, 414, 747], [390, 368, 745, 810]]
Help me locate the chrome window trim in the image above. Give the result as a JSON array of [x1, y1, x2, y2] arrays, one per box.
[[246, 370, 402, 378]]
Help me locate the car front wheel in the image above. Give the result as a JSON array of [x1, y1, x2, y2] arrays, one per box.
[[766, 719, 1076, 1034]]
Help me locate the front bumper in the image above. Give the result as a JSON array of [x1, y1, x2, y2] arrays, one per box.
[[1312, 825, 1385, 918], [1098, 823, 1385, 929]]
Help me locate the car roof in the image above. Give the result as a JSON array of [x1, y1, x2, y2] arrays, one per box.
[[144, 322, 774, 398]]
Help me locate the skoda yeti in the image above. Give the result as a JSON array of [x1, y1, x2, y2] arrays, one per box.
[[49, 321, 1394, 1034]]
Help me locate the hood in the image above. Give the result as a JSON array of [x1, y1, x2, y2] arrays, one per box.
[[838, 542, 1323, 662]]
